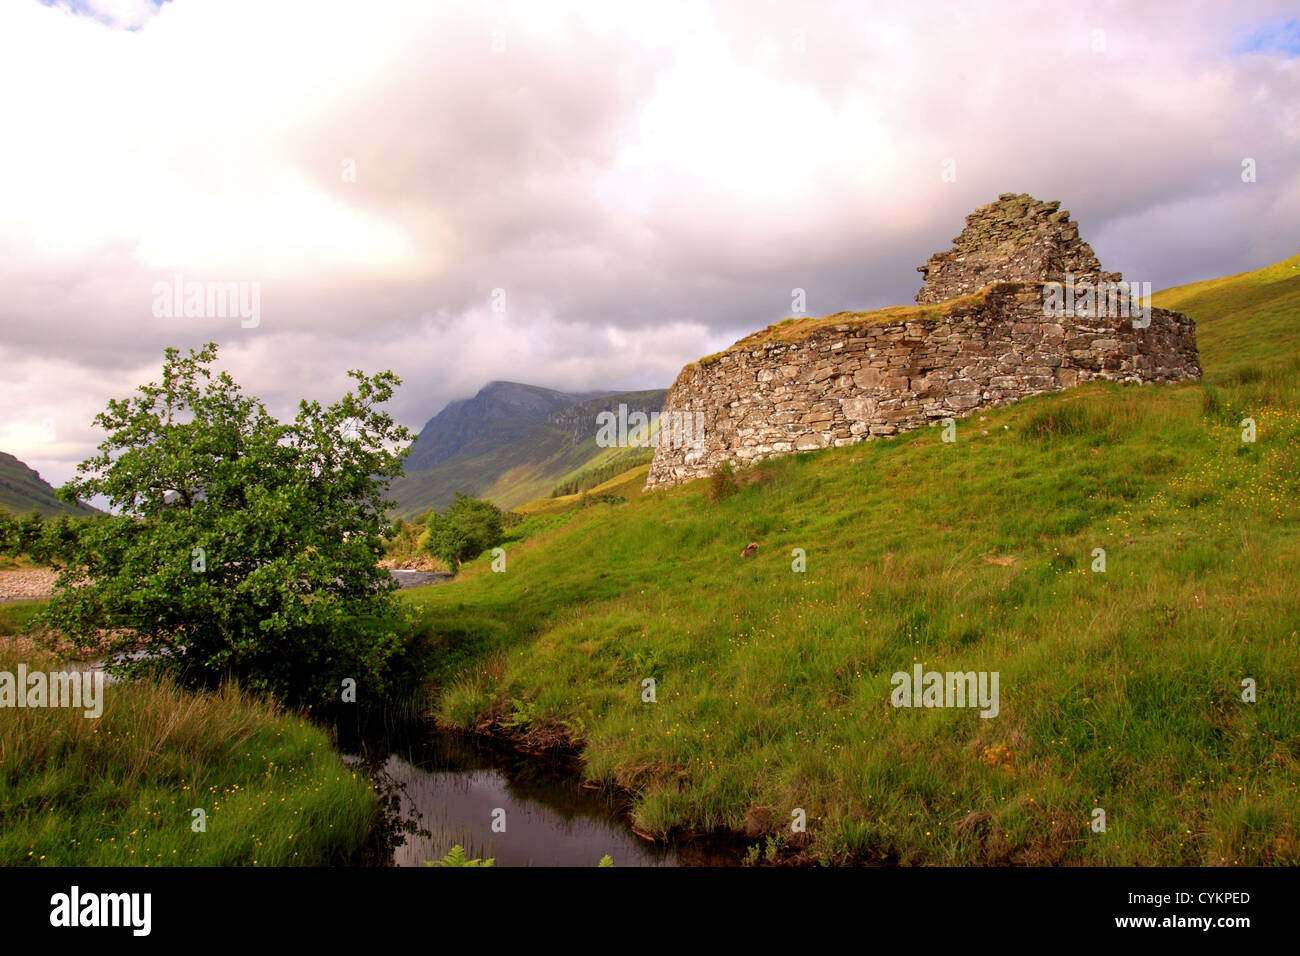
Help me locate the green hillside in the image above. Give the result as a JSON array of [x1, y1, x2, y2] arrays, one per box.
[[0, 451, 96, 518], [516, 463, 652, 516], [391, 387, 666, 516], [405, 255, 1300, 865]]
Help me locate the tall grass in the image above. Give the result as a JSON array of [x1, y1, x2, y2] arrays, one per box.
[[0, 643, 378, 866]]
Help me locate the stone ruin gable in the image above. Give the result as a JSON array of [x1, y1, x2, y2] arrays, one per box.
[[643, 283, 1200, 490], [916, 193, 1122, 305]]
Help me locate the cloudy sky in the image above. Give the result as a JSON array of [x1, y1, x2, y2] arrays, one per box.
[[2, 0, 1297, 488]]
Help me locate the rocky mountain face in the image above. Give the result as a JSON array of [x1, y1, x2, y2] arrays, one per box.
[[402, 382, 609, 472], [545, 390, 669, 442]]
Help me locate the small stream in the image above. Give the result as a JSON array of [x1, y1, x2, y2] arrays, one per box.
[[387, 569, 453, 589], [366, 571, 743, 865], [84, 568, 741, 866], [349, 728, 743, 867]]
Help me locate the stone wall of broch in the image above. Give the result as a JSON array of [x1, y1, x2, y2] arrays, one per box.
[[644, 194, 1202, 490]]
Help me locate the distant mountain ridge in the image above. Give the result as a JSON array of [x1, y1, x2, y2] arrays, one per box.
[[0, 451, 97, 517], [402, 382, 609, 472], [390, 381, 667, 515]]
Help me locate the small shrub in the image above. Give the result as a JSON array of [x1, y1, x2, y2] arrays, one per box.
[[427, 845, 494, 867], [708, 461, 739, 502], [1232, 364, 1264, 385], [581, 492, 625, 508], [1022, 398, 1137, 443], [764, 833, 787, 863], [1201, 386, 1236, 425], [424, 493, 506, 573], [1025, 402, 1092, 439]]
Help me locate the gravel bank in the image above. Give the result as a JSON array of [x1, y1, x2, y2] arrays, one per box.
[[0, 569, 57, 603]]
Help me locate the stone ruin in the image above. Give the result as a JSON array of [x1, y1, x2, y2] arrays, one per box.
[[916, 193, 1125, 303], [644, 194, 1201, 491]]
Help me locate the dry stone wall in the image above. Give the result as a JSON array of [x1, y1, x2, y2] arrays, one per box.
[[645, 195, 1201, 490], [916, 193, 1120, 304]]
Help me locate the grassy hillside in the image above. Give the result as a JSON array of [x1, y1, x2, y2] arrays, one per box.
[[404, 255, 1300, 865], [392, 424, 592, 516], [516, 464, 652, 516], [0, 451, 96, 518]]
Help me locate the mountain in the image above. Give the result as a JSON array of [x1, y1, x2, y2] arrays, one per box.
[[402, 382, 606, 473], [390, 382, 668, 515], [0, 451, 97, 518]]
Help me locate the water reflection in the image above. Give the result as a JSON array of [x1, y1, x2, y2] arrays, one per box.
[[362, 730, 740, 867]]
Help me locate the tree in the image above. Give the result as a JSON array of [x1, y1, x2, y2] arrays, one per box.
[[46, 343, 414, 707], [422, 493, 504, 573], [0, 508, 15, 557], [0, 509, 79, 562]]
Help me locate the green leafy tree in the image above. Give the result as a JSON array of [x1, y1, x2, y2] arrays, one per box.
[[0, 509, 16, 562], [422, 493, 504, 573], [46, 343, 414, 707], [31, 514, 84, 564], [0, 508, 16, 556], [381, 515, 427, 565], [0, 510, 80, 563], [16, 511, 44, 556]]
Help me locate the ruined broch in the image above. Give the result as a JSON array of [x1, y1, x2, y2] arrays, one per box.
[[644, 193, 1201, 490], [915, 194, 1125, 303]]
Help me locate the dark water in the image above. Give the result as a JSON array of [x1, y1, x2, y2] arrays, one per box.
[[387, 569, 453, 589], [354, 729, 742, 867]]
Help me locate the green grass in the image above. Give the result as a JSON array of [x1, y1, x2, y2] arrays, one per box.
[[516, 464, 652, 516], [404, 255, 1300, 865], [0, 640, 378, 866], [0, 601, 47, 637], [549, 446, 655, 498]]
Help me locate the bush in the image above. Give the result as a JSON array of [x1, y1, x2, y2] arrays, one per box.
[[43, 343, 414, 709], [423, 494, 505, 573], [382, 516, 425, 564], [1024, 402, 1093, 439], [708, 461, 739, 502]]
